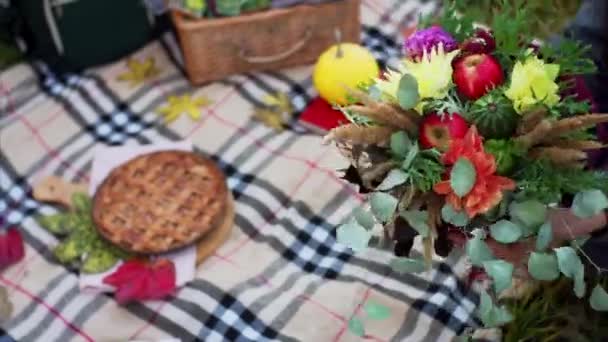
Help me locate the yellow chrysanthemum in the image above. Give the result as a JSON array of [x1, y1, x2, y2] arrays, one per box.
[[504, 56, 560, 114], [374, 44, 459, 113]]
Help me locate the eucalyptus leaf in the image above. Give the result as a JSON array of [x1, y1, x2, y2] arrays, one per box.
[[348, 316, 365, 336], [389, 257, 427, 274], [364, 301, 391, 320], [527, 252, 559, 281], [391, 132, 412, 157], [370, 192, 398, 223], [574, 267, 586, 298], [535, 221, 553, 251], [554, 246, 583, 279], [483, 260, 514, 294], [401, 210, 430, 237], [441, 203, 469, 227], [489, 220, 522, 244], [353, 207, 375, 230], [571, 189, 608, 218], [478, 290, 493, 320], [477, 289, 513, 327], [336, 220, 372, 252], [377, 169, 409, 191], [466, 230, 494, 266], [450, 158, 476, 197], [397, 74, 420, 110], [401, 144, 419, 170], [509, 200, 547, 228], [590, 284, 608, 311]]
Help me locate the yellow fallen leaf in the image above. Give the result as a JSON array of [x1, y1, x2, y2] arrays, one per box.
[[157, 94, 212, 123], [116, 57, 161, 87]]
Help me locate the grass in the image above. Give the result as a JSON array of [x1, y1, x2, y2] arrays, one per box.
[[501, 276, 608, 341]]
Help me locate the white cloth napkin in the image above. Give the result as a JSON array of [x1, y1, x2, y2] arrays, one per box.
[[80, 141, 197, 292]]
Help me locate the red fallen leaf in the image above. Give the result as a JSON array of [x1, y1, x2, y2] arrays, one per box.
[[103, 258, 176, 304], [0, 227, 25, 270]]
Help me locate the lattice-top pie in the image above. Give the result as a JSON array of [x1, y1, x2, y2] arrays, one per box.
[[92, 151, 228, 254]]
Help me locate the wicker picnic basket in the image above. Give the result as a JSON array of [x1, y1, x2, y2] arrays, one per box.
[[171, 0, 360, 84]]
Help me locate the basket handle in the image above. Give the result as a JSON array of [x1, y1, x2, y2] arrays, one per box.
[[238, 29, 313, 64]]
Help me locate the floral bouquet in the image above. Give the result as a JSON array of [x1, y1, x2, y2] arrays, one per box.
[[324, 1, 608, 330]]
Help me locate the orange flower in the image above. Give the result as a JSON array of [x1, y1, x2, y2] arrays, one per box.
[[434, 126, 516, 217]]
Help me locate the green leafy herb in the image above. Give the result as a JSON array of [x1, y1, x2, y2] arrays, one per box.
[[424, 88, 470, 116], [484, 139, 525, 176], [389, 135, 445, 193], [37, 193, 130, 273], [419, 1, 476, 42], [491, 0, 534, 70], [408, 150, 445, 192], [515, 159, 608, 204], [550, 95, 593, 118], [540, 39, 597, 76]]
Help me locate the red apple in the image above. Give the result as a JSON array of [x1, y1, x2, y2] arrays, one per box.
[[453, 53, 504, 100], [419, 112, 468, 150]]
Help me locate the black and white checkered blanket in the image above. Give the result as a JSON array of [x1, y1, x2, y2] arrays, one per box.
[[0, 1, 483, 341]]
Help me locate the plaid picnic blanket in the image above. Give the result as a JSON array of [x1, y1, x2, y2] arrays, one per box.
[[0, 1, 483, 341]]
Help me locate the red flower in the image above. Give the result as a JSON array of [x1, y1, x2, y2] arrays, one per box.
[[0, 227, 25, 270], [434, 126, 516, 217], [103, 258, 176, 304]]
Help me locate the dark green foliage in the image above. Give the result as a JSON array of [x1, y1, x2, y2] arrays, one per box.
[[418, 1, 476, 42], [540, 39, 597, 76], [484, 139, 525, 175], [550, 95, 593, 118], [407, 149, 445, 192], [424, 88, 470, 117], [467, 88, 520, 139], [514, 159, 608, 204]]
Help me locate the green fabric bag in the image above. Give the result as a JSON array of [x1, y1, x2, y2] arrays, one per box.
[[15, 0, 158, 72]]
